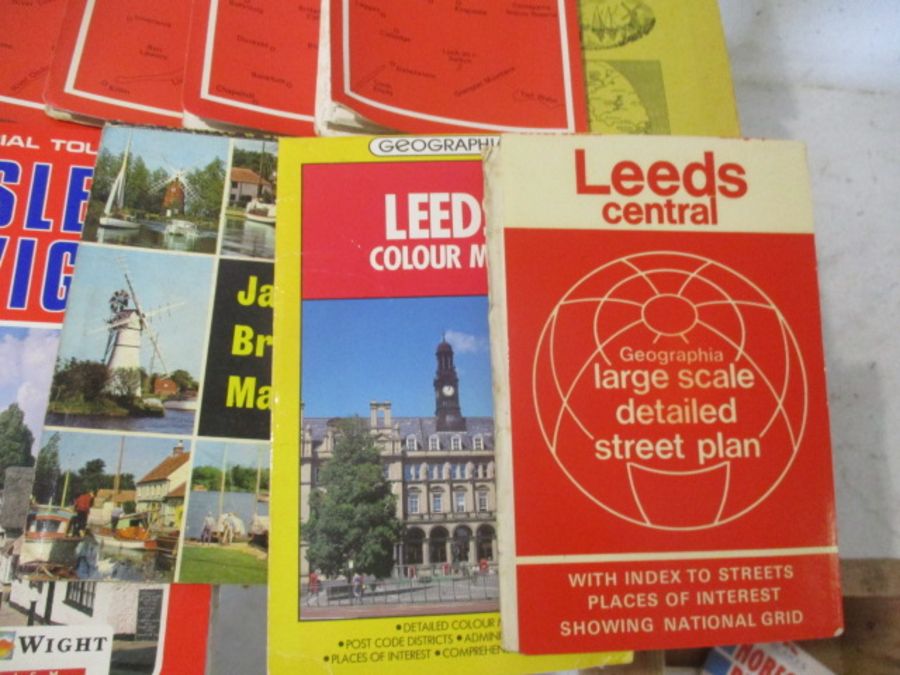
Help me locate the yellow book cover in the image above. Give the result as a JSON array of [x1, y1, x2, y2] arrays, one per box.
[[579, 0, 741, 137], [269, 135, 631, 673]]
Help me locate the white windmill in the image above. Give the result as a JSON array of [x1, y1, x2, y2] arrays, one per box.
[[98, 259, 184, 398]]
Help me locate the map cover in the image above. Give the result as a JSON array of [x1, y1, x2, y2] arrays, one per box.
[[43, 0, 191, 127], [16, 125, 274, 586], [1, 582, 211, 674], [704, 642, 836, 675], [484, 134, 842, 653], [181, 0, 320, 136], [0, 115, 99, 555], [0, 118, 211, 674], [319, 0, 589, 134], [269, 134, 630, 673], [0, 0, 69, 120], [577, 0, 740, 137]]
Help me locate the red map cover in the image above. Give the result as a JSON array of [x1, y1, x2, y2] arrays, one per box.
[[182, 0, 319, 136], [329, 0, 588, 133], [0, 115, 99, 325], [159, 584, 212, 674], [485, 134, 843, 653], [43, 0, 191, 127], [0, 0, 69, 118]]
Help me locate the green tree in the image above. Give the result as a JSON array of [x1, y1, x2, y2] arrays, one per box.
[[125, 155, 154, 213], [34, 432, 61, 504], [191, 465, 223, 491], [73, 458, 108, 497], [118, 473, 136, 490], [229, 465, 258, 492], [0, 403, 35, 487], [169, 369, 198, 392], [106, 367, 142, 400], [185, 157, 226, 223], [90, 147, 119, 204], [304, 419, 402, 579], [50, 358, 108, 403]]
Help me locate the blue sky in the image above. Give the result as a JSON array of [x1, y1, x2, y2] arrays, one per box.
[[0, 326, 59, 445], [55, 245, 214, 377], [193, 439, 270, 471], [39, 429, 189, 479], [101, 126, 229, 175], [301, 296, 493, 418]]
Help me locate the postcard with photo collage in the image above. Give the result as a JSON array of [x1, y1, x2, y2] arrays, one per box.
[[17, 125, 274, 586]]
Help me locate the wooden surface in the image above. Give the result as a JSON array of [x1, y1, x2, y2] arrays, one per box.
[[583, 560, 900, 674]]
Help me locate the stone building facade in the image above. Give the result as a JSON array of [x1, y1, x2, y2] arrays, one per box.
[[299, 340, 497, 579]]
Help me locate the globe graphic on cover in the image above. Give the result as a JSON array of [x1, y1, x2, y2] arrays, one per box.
[[532, 251, 808, 530]]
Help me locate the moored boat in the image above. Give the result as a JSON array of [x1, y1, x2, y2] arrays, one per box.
[[20, 509, 81, 567], [244, 199, 276, 225]]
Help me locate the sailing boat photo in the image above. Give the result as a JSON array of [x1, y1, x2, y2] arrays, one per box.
[[98, 135, 138, 229], [242, 141, 276, 225], [84, 126, 228, 254]]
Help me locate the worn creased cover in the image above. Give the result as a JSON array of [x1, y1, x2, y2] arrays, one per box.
[[485, 134, 841, 653]]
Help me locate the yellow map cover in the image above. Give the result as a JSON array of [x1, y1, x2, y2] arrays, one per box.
[[269, 135, 631, 673], [578, 0, 741, 136]]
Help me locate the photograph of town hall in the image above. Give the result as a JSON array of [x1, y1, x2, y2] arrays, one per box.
[[298, 297, 499, 618]]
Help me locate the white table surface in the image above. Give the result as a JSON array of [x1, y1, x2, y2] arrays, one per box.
[[719, 0, 900, 558]]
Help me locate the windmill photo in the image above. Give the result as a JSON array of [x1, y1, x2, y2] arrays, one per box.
[[83, 127, 229, 253], [149, 161, 202, 219], [148, 160, 205, 237], [97, 258, 184, 401], [46, 245, 213, 434]]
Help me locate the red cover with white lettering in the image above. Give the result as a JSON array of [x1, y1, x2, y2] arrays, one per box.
[[327, 0, 588, 134], [42, 0, 191, 127], [181, 0, 319, 136], [485, 134, 843, 653]]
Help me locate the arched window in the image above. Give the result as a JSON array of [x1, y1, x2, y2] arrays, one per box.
[[428, 434, 440, 451], [405, 435, 418, 451]]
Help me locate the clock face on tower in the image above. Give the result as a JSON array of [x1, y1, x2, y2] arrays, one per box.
[[442, 384, 455, 397]]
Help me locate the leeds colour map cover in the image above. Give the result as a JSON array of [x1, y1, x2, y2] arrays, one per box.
[[269, 134, 630, 673]]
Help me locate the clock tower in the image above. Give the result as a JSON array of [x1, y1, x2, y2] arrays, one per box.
[[434, 337, 466, 431]]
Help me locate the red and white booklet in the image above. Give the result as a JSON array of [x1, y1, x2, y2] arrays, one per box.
[[0, 0, 69, 120], [43, 0, 191, 127], [181, 0, 319, 136], [484, 134, 843, 654], [2, 582, 211, 674], [319, 0, 588, 134]]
